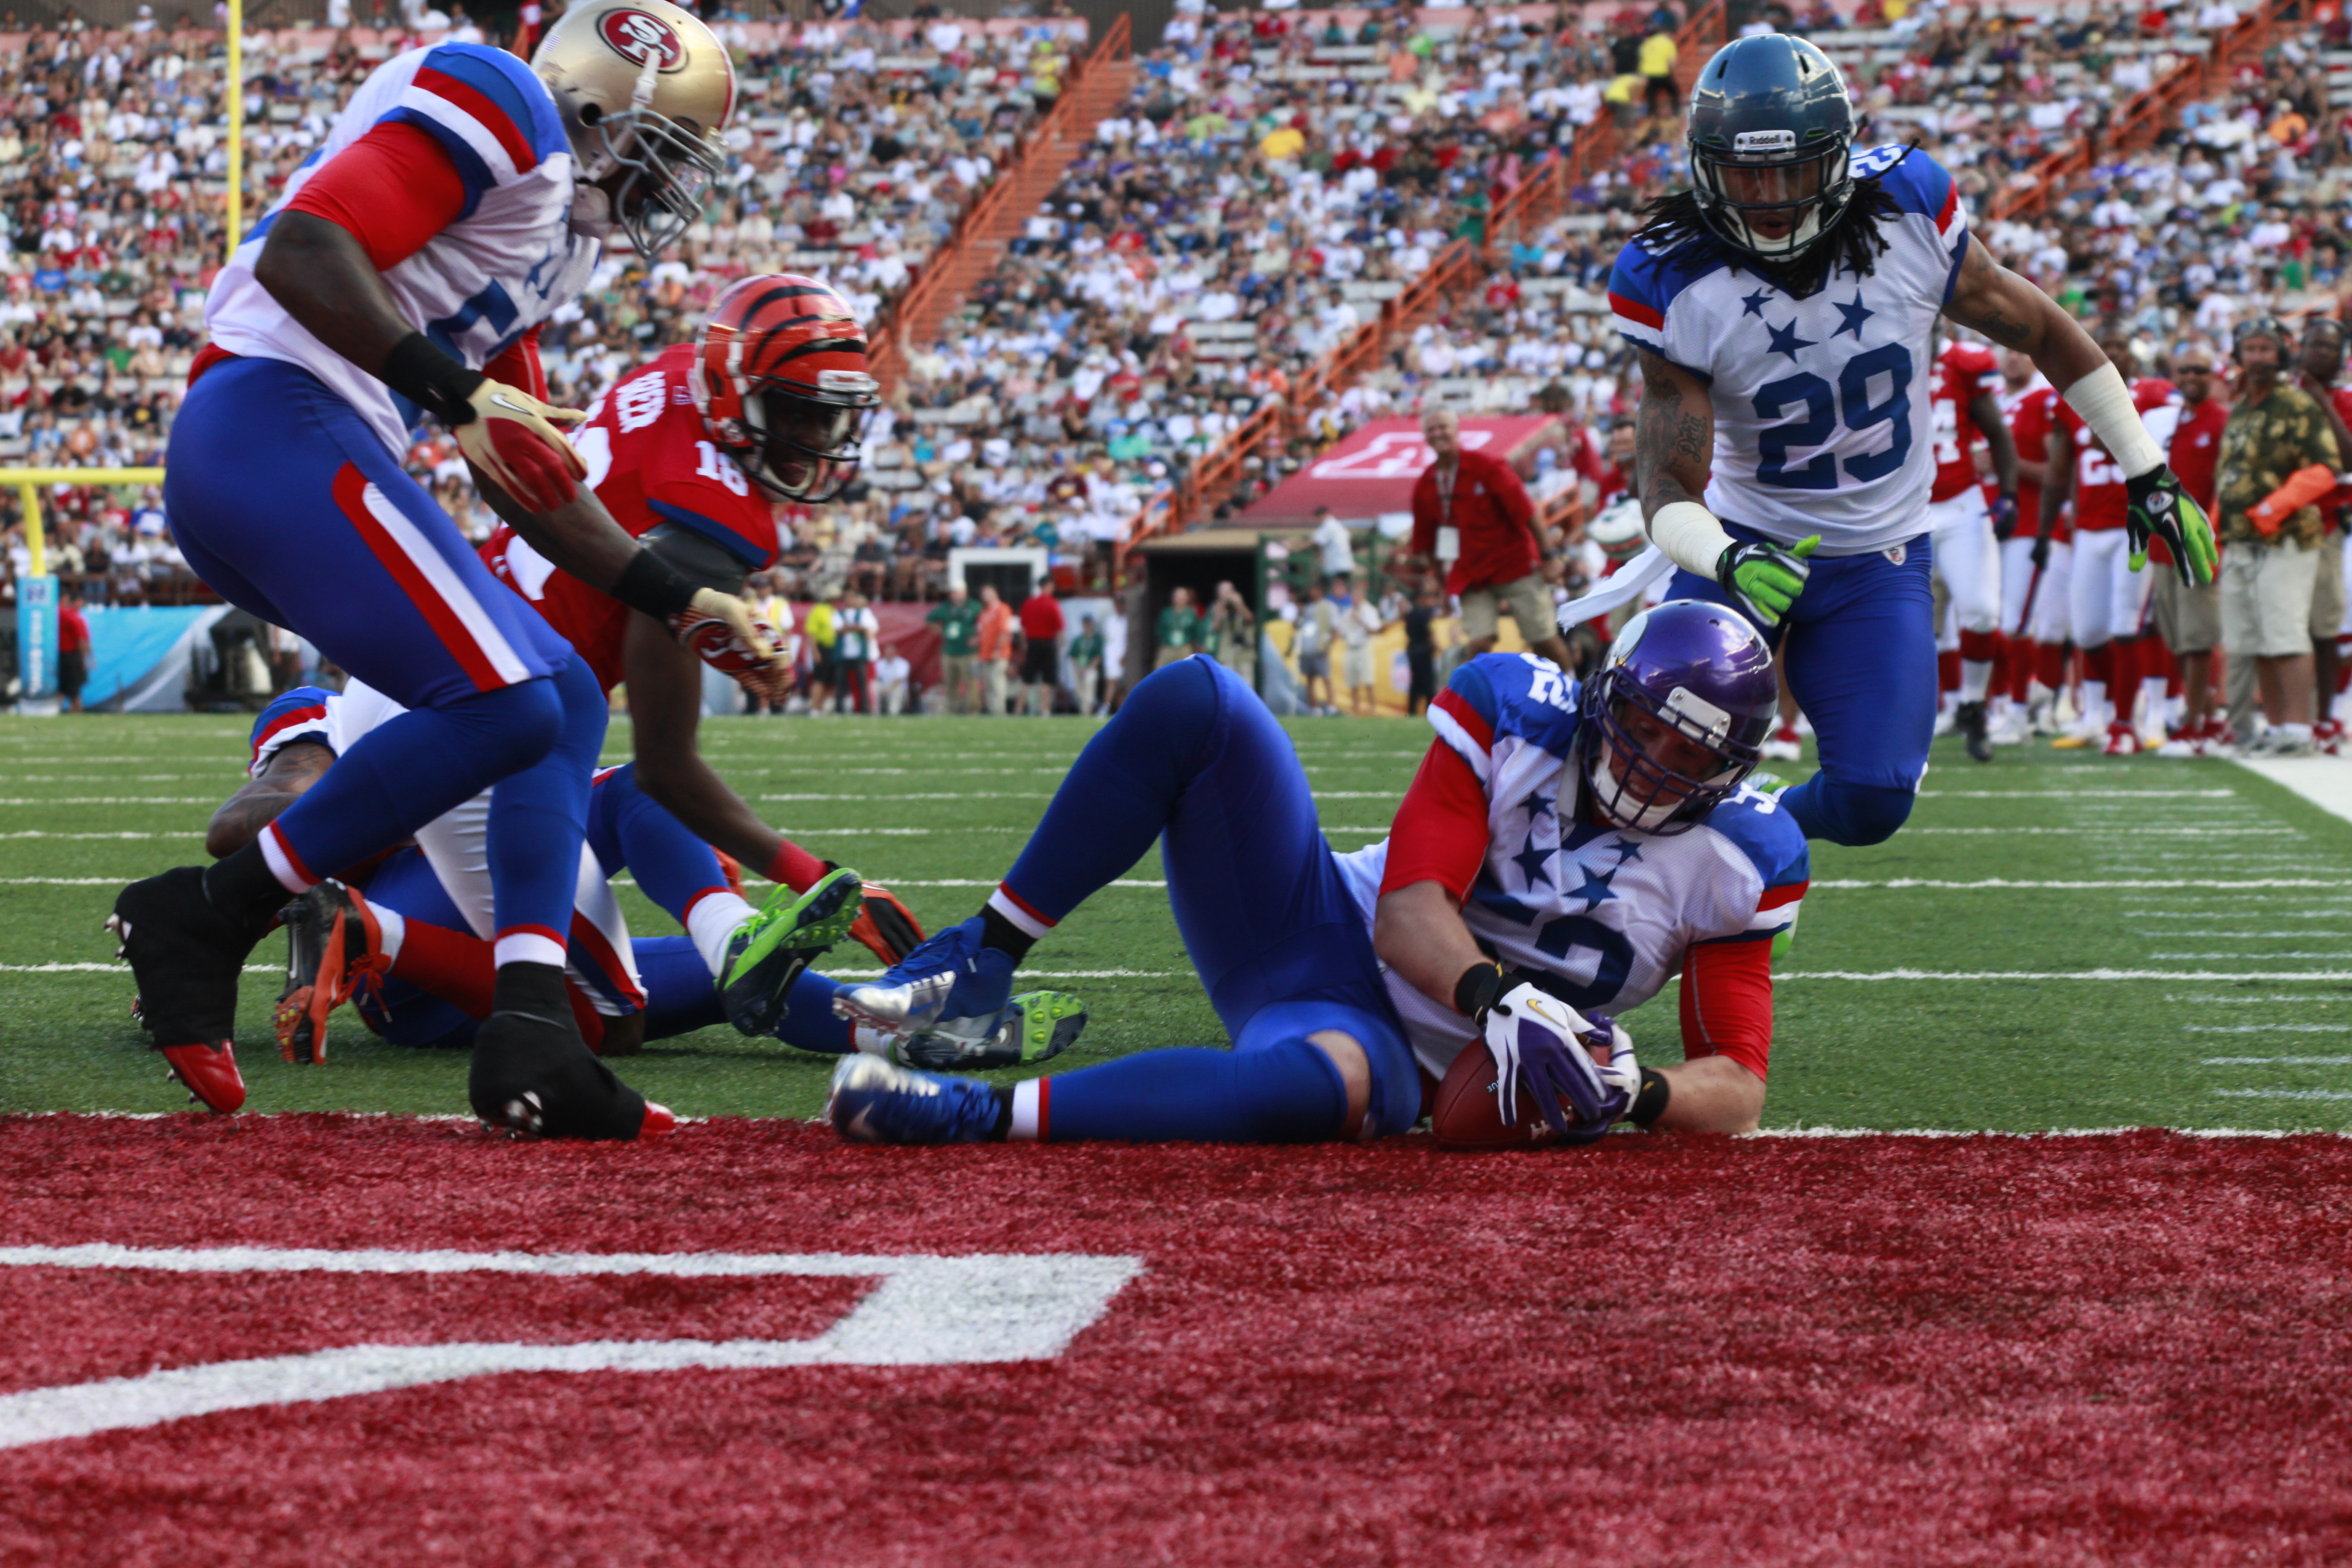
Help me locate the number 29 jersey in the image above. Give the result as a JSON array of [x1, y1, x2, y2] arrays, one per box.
[[481, 343, 779, 693], [1607, 146, 1970, 555]]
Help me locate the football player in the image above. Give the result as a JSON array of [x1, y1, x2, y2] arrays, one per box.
[[823, 601, 1806, 1148], [217, 689, 1081, 1074], [2040, 330, 2182, 752], [477, 273, 927, 975], [119, 0, 767, 1138], [1610, 35, 2213, 845], [1996, 348, 2067, 738], [1925, 336, 2019, 761]]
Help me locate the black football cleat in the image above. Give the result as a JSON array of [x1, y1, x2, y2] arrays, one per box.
[[108, 867, 257, 1114], [273, 880, 388, 1065], [468, 1008, 667, 1141], [1955, 700, 1994, 763]]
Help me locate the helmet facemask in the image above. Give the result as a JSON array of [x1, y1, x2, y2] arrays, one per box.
[[734, 372, 877, 502], [1689, 136, 1852, 264], [1582, 675, 1759, 836], [576, 97, 726, 258]]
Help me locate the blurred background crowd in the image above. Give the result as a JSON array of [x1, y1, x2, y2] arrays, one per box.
[[0, 0, 2346, 716]]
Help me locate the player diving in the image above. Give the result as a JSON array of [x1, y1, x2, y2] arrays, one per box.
[[1609, 33, 2216, 845], [824, 601, 1806, 1149], [110, 0, 781, 1138]]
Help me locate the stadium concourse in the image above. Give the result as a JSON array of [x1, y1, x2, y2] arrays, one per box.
[[8, 0, 2352, 1563]]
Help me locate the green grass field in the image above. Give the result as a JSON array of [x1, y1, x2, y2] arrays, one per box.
[[5, 712, 2352, 1131]]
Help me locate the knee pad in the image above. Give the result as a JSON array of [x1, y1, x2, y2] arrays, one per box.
[[1785, 777, 1916, 847]]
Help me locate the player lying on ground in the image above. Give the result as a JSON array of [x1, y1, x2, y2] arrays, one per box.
[[825, 600, 1806, 1147], [215, 691, 1084, 1073], [1614, 34, 2214, 847], [117, 1, 772, 1139]]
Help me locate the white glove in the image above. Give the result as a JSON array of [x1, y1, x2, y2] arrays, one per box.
[[1480, 982, 1635, 1136]]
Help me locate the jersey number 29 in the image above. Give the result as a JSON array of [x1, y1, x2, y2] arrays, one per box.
[[1754, 343, 1913, 490]]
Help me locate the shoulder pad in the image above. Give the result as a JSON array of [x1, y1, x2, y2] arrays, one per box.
[[1698, 779, 1810, 891]]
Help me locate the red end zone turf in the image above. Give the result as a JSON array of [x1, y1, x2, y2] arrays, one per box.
[[2, 1118, 2349, 1567]]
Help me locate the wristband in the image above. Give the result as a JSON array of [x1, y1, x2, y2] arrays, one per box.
[[379, 331, 486, 427], [1648, 500, 1738, 580], [2060, 361, 2164, 479], [611, 549, 703, 622], [1630, 1067, 1671, 1128], [1453, 960, 1505, 1021]]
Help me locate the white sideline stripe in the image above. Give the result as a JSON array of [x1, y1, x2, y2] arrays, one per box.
[[2135, 932, 2352, 939], [0, 878, 125, 885], [2155, 952, 2352, 960], [0, 1250, 1142, 1452], [2202, 1055, 2352, 1063], [752, 791, 1396, 804], [2231, 755, 2352, 822], [1751, 1127, 2337, 1138], [611, 878, 1172, 891], [0, 964, 279, 974], [0, 797, 216, 805], [1, 963, 1173, 979], [1780, 969, 2352, 981], [1813, 878, 2351, 890], [2214, 1088, 2352, 1101], [2167, 995, 2352, 1004], [2186, 1025, 2352, 1032], [1915, 789, 2237, 798], [1901, 827, 2294, 836], [0, 831, 194, 840]]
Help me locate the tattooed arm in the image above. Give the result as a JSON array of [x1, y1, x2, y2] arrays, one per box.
[[206, 739, 333, 859], [1632, 346, 1715, 524], [1942, 235, 2110, 395]]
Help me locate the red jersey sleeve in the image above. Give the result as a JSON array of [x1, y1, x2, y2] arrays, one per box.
[[283, 121, 467, 271], [640, 398, 781, 569], [481, 327, 547, 401], [1677, 937, 1775, 1082], [1380, 740, 1491, 904]]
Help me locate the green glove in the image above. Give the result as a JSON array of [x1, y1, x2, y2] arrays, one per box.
[[1715, 535, 1820, 627], [2125, 465, 2219, 586]]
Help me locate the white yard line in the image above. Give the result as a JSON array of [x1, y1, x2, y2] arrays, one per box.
[[1813, 878, 2350, 890], [2213, 1088, 2352, 1100], [1781, 968, 2352, 980]]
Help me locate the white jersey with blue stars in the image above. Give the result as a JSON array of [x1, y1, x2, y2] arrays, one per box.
[[1608, 146, 1970, 555], [1334, 653, 1810, 1080]]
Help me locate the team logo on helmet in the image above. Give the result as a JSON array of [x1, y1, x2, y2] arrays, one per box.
[[598, 8, 686, 71]]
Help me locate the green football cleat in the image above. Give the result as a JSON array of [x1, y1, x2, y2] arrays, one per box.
[[887, 990, 1088, 1071], [720, 868, 862, 1037]]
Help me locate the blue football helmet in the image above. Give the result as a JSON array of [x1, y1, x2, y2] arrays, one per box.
[[1686, 34, 1858, 265], [1580, 600, 1778, 835]]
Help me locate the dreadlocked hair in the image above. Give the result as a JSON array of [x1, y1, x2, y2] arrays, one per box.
[[1628, 150, 1910, 300]]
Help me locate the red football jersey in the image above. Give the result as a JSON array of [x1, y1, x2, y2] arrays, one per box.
[[1929, 343, 2001, 503], [2057, 378, 2179, 533], [2002, 381, 2058, 540], [481, 343, 779, 694], [2324, 382, 2352, 530]]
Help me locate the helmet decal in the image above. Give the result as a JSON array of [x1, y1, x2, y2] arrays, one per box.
[[691, 273, 879, 503], [598, 8, 686, 71]]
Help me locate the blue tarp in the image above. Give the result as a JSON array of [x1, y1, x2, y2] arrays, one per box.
[[82, 606, 228, 711]]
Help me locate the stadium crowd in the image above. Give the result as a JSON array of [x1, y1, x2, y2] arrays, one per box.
[[6, 0, 2352, 738]]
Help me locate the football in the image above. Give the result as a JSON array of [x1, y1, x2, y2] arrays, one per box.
[[1431, 1042, 1563, 1150]]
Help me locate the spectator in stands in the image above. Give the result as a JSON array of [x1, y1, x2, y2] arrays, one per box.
[[927, 581, 981, 714], [56, 586, 89, 713], [1294, 577, 1339, 716], [805, 593, 839, 717], [1018, 579, 1065, 716], [1407, 408, 1572, 670], [976, 583, 1015, 715], [1338, 574, 1383, 716], [1070, 613, 1106, 716], [1156, 584, 1204, 670], [1208, 579, 1256, 694], [2217, 322, 2339, 755], [834, 591, 881, 717], [1639, 22, 1680, 118]]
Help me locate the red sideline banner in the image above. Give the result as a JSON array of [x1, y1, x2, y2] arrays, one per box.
[[1238, 415, 1558, 526]]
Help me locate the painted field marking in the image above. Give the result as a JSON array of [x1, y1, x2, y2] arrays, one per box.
[[1779, 970, 2352, 981], [2165, 995, 2352, 1005], [747, 792, 1398, 805], [1901, 827, 2296, 836], [0, 1248, 1143, 1452], [2202, 1055, 2352, 1063], [2133, 931, 2352, 939], [0, 797, 222, 806], [1915, 789, 2237, 798], [0, 831, 196, 841], [2189, 1024, 2352, 1032], [2213, 1088, 2352, 1101], [3, 963, 1178, 980], [2153, 952, 2352, 960], [1812, 879, 2352, 890]]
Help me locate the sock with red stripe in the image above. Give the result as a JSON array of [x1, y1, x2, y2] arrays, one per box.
[[1006, 1039, 1346, 1143], [2009, 638, 2037, 704], [2109, 639, 2138, 726], [2037, 640, 2066, 691], [766, 838, 829, 895], [217, 675, 568, 931], [1937, 648, 1960, 701], [487, 652, 606, 970], [389, 916, 495, 1017], [989, 655, 1227, 949], [1957, 628, 1999, 703]]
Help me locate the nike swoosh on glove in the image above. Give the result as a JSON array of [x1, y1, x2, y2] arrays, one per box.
[[2125, 464, 2218, 586], [455, 380, 588, 514], [669, 589, 788, 698], [1481, 982, 1635, 1138]]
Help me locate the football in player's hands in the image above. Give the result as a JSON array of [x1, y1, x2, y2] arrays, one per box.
[[1432, 990, 1636, 1150], [669, 591, 790, 701]]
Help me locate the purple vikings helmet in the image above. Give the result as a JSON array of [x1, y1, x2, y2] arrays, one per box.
[[1579, 600, 1778, 834]]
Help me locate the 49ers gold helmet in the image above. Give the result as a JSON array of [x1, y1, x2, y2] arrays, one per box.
[[533, 0, 737, 259]]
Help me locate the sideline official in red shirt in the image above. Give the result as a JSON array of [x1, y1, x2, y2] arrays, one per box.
[[1407, 408, 1572, 668], [57, 588, 91, 713]]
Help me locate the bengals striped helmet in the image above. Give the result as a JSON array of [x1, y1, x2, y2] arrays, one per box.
[[689, 275, 879, 503]]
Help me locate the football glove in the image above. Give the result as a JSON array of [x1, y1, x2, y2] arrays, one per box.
[[455, 379, 588, 514], [669, 589, 789, 701], [2124, 464, 2218, 586], [1480, 982, 1638, 1142], [2029, 531, 2052, 571], [1715, 535, 1818, 627], [1989, 493, 2019, 541], [825, 861, 926, 966]]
